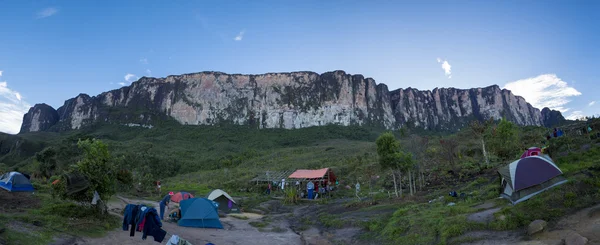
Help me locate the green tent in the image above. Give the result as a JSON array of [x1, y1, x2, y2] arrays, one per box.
[[207, 189, 240, 214]]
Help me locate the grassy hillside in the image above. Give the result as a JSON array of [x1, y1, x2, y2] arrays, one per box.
[[2, 118, 599, 245]]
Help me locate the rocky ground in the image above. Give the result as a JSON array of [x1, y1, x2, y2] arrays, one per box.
[[72, 196, 303, 245], [4, 190, 599, 245], [456, 201, 600, 245]]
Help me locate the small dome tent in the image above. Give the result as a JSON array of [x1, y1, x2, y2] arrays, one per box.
[[520, 147, 542, 159], [178, 198, 223, 229], [0, 172, 34, 192], [170, 192, 194, 203], [207, 189, 240, 213], [498, 156, 567, 204]]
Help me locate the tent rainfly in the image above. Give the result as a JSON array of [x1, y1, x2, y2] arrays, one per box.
[[520, 147, 542, 159], [498, 155, 567, 204]]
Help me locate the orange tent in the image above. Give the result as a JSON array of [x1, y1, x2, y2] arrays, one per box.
[[170, 192, 194, 203]]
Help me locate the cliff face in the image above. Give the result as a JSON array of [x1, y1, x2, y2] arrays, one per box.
[[389, 86, 545, 130], [18, 70, 564, 133], [19, 103, 59, 133], [541, 107, 566, 127]]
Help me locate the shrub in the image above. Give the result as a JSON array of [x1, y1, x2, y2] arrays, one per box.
[[283, 188, 299, 205]]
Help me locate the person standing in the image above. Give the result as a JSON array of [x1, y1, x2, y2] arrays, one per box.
[[267, 183, 271, 195], [281, 178, 286, 191], [159, 193, 172, 220], [156, 180, 161, 195], [307, 181, 314, 199]]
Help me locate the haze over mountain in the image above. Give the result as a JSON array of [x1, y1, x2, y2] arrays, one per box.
[[1, 1, 599, 134]]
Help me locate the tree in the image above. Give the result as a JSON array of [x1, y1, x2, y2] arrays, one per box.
[[53, 139, 117, 215], [469, 120, 490, 166], [439, 138, 460, 175], [376, 132, 413, 197], [35, 147, 58, 179], [405, 134, 428, 193], [487, 118, 520, 160], [377, 132, 400, 197]]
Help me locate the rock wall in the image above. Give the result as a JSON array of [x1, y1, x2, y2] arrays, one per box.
[[18, 70, 563, 133], [19, 104, 59, 133], [389, 86, 544, 130]]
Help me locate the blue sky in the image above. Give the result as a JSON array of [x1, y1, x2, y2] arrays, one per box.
[[1, 1, 599, 134]]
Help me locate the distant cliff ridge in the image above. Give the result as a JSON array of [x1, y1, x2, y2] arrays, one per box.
[[19, 70, 564, 133]]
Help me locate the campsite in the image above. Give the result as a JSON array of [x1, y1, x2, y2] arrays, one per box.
[[1, 117, 600, 245]]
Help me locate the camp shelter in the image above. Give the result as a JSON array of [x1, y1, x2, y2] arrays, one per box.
[[178, 198, 223, 229], [63, 172, 90, 195], [498, 156, 567, 204], [207, 189, 239, 213], [0, 172, 34, 192], [171, 192, 194, 203], [288, 168, 336, 183], [520, 147, 542, 159], [251, 170, 296, 184]]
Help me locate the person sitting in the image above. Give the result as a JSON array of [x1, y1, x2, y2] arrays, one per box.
[[167, 206, 181, 221]]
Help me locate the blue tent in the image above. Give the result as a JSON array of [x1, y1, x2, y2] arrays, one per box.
[[0, 172, 34, 192], [178, 198, 223, 229]]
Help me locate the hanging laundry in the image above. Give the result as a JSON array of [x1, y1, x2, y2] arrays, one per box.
[[140, 207, 166, 243], [123, 205, 166, 243], [122, 204, 139, 237]]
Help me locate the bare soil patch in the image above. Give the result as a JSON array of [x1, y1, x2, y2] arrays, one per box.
[[0, 191, 41, 213]]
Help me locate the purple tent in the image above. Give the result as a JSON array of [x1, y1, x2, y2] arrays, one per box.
[[498, 156, 567, 204]]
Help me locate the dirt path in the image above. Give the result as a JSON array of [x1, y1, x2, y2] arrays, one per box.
[[76, 196, 303, 245]]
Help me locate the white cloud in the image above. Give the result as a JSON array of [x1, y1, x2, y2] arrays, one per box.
[[118, 82, 126, 86], [589, 101, 596, 106], [140, 58, 148, 64], [124, 73, 138, 83], [0, 81, 30, 134], [566, 111, 585, 120], [37, 7, 58, 19], [146, 69, 152, 76], [234, 30, 245, 41], [503, 74, 581, 112], [436, 58, 452, 78], [0, 71, 3, 77]]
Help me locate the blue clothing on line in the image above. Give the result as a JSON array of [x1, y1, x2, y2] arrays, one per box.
[[141, 208, 166, 242], [122, 204, 137, 231]]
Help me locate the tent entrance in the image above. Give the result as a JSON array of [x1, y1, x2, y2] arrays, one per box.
[[503, 183, 513, 196]]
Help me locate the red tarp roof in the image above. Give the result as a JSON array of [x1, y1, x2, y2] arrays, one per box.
[[288, 168, 331, 179]]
